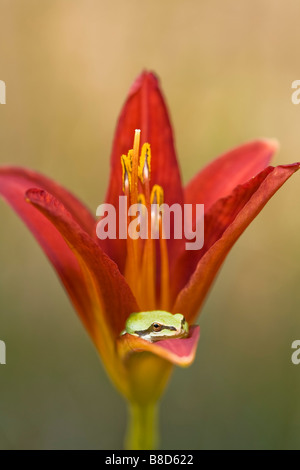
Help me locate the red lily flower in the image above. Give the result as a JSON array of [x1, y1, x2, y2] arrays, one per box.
[[0, 71, 299, 449]]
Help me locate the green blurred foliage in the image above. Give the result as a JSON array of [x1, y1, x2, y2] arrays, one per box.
[[0, 0, 300, 449]]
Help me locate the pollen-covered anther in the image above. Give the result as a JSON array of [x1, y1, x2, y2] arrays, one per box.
[[137, 193, 146, 206], [138, 143, 151, 183], [150, 184, 164, 232], [121, 153, 132, 193], [150, 184, 164, 207]]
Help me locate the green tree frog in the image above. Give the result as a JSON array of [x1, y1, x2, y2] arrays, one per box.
[[121, 311, 189, 343]]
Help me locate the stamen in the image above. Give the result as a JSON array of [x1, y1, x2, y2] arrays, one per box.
[[150, 184, 164, 205], [124, 131, 141, 298], [137, 193, 146, 205], [150, 185, 170, 309], [121, 154, 132, 193], [138, 143, 151, 183], [150, 185, 164, 237], [140, 237, 156, 310], [137, 194, 147, 234], [119, 132, 169, 312], [159, 218, 170, 310], [130, 129, 141, 205], [138, 143, 151, 240]]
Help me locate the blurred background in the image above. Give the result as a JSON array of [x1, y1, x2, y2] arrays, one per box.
[[0, 0, 300, 449]]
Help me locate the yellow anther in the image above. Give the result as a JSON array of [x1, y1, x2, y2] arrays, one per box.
[[138, 143, 151, 183], [127, 149, 133, 164], [150, 185, 164, 239], [130, 129, 141, 205], [121, 153, 132, 192], [150, 184, 164, 206], [137, 193, 146, 206]]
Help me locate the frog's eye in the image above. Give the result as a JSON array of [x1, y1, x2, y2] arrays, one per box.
[[152, 323, 162, 332]]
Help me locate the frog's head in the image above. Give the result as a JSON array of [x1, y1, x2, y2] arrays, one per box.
[[123, 310, 189, 343]]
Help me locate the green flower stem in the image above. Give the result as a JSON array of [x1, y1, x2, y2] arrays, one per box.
[[125, 401, 159, 450]]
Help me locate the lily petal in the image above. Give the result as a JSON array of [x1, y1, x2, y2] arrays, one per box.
[[0, 166, 96, 235], [103, 71, 184, 271], [117, 325, 200, 367], [173, 163, 300, 322], [25, 188, 139, 339], [185, 139, 278, 211], [0, 167, 96, 335]]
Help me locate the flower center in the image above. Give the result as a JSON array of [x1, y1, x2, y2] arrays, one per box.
[[120, 130, 170, 311]]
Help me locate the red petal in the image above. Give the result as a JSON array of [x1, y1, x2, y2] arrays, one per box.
[[173, 163, 300, 322], [103, 71, 184, 271], [117, 325, 200, 367], [0, 167, 96, 335], [0, 166, 96, 235], [185, 139, 278, 210], [25, 188, 139, 339]]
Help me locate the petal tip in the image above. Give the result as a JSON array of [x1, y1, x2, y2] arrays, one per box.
[[117, 325, 200, 367], [260, 138, 280, 153], [279, 161, 300, 172], [25, 188, 47, 205], [129, 70, 159, 96]]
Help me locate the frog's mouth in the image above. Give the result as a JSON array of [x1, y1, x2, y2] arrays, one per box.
[[135, 324, 177, 341], [152, 328, 189, 342], [135, 318, 189, 343]]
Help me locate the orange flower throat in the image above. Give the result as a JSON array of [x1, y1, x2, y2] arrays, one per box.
[[120, 130, 170, 311]]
